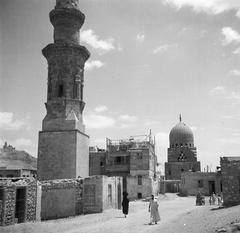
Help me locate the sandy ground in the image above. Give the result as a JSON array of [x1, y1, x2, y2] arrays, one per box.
[[1, 194, 240, 233]]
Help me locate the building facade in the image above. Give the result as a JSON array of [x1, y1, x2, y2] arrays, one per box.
[[37, 0, 90, 180], [180, 171, 222, 196], [165, 116, 201, 180], [89, 132, 159, 199], [221, 157, 240, 206]]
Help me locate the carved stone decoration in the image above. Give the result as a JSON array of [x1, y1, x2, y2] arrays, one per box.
[[56, 0, 79, 9]]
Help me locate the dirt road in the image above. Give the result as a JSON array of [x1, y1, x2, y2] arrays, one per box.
[[1, 194, 240, 233]]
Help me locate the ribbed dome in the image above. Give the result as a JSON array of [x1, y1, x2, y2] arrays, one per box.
[[169, 117, 194, 147]]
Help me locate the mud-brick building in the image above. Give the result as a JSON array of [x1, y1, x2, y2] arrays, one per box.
[[180, 171, 222, 196], [89, 132, 159, 199], [221, 157, 240, 206], [0, 178, 39, 226], [40, 176, 122, 220]]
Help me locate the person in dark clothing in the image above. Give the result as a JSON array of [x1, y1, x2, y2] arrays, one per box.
[[122, 192, 129, 218]]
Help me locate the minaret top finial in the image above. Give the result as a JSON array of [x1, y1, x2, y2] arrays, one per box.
[[179, 114, 182, 122]]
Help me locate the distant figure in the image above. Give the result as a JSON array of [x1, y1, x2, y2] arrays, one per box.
[[148, 195, 160, 225], [217, 194, 222, 206], [209, 196, 212, 205], [196, 191, 203, 206], [212, 193, 216, 205], [122, 192, 129, 218]]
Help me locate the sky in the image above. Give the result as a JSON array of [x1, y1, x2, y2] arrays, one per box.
[[1, 0, 240, 172]]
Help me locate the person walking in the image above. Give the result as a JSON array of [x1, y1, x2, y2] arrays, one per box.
[[122, 192, 129, 218], [148, 195, 160, 225], [212, 193, 216, 205]]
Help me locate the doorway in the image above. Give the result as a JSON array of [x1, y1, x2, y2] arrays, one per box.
[[117, 183, 121, 209], [208, 181, 216, 195], [15, 187, 26, 223]]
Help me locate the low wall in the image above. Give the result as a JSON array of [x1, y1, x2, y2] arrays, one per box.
[[41, 179, 83, 220]]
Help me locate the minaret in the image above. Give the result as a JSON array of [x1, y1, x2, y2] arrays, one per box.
[[37, 0, 90, 180]]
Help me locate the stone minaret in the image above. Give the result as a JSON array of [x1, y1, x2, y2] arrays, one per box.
[[37, 0, 90, 180]]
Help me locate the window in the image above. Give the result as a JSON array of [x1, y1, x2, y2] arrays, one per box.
[[168, 170, 171, 175], [58, 84, 64, 97], [137, 193, 142, 199], [198, 180, 203, 188], [181, 168, 184, 172], [100, 161, 104, 167], [176, 144, 178, 147], [180, 143, 183, 147], [137, 152, 142, 159], [116, 156, 121, 164], [138, 175, 142, 185], [0, 188, 3, 200]]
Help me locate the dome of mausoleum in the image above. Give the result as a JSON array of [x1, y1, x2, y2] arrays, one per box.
[[169, 115, 194, 148]]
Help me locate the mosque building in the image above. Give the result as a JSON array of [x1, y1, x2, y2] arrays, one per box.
[[165, 115, 201, 180]]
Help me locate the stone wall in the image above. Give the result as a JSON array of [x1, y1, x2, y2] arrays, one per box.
[[165, 161, 201, 180], [127, 176, 158, 200], [83, 176, 122, 213], [38, 130, 89, 180], [89, 151, 106, 176], [180, 172, 222, 196], [221, 157, 240, 206], [102, 176, 122, 210], [26, 181, 37, 221], [41, 178, 83, 220], [0, 178, 37, 226]]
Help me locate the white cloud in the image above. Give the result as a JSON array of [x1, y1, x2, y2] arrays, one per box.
[[84, 114, 116, 129], [81, 29, 115, 52], [163, 0, 240, 16], [0, 112, 29, 130], [228, 69, 240, 76], [233, 47, 240, 54], [190, 126, 197, 131], [85, 60, 104, 71], [221, 27, 240, 46], [226, 91, 240, 101], [94, 105, 108, 113], [15, 138, 32, 148], [136, 33, 145, 42], [152, 44, 177, 54], [119, 114, 137, 122], [144, 120, 160, 126], [209, 86, 226, 95]]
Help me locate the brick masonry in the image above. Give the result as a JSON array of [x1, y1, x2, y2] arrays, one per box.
[[0, 178, 37, 226], [180, 171, 222, 196], [221, 157, 240, 206]]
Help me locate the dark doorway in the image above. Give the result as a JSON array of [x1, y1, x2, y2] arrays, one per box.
[[117, 183, 121, 209], [208, 181, 216, 195], [137, 193, 142, 199], [15, 188, 26, 223], [123, 177, 127, 192]]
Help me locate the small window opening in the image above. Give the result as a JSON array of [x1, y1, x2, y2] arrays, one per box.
[[58, 84, 64, 97], [137, 193, 142, 199]]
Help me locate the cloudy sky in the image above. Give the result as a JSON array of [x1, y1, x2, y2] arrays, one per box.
[[1, 0, 240, 172]]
